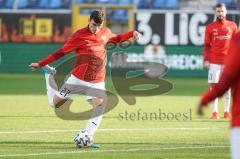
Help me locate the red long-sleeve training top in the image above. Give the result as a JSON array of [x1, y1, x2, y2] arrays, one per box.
[[203, 19, 237, 64], [38, 26, 134, 82], [201, 32, 240, 127]]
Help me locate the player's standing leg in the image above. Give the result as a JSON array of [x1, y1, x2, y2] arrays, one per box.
[[210, 84, 220, 119], [85, 98, 105, 136], [83, 82, 106, 137], [223, 89, 231, 119], [74, 98, 105, 148], [208, 64, 221, 119], [74, 82, 106, 148], [211, 97, 219, 119]]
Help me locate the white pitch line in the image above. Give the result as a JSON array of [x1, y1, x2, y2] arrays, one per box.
[[0, 127, 227, 134], [0, 145, 230, 158]]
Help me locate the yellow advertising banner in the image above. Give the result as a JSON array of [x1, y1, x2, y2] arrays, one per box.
[[35, 18, 52, 37], [20, 19, 34, 36]]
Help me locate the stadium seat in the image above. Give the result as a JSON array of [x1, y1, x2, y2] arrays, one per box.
[[89, 0, 118, 4], [96, 0, 110, 4], [80, 9, 92, 15], [49, 0, 61, 8], [118, 0, 132, 4], [109, 0, 118, 4], [113, 9, 128, 21], [227, 3, 237, 10], [226, 0, 239, 10], [165, 0, 179, 9], [38, 0, 49, 8], [61, 0, 71, 8], [218, 0, 231, 4], [153, 0, 165, 8], [138, 0, 153, 9], [106, 9, 115, 19], [17, 0, 28, 8], [218, 0, 238, 10], [5, 0, 14, 8], [84, 0, 96, 4], [28, 0, 38, 8], [75, 0, 84, 4], [0, 0, 4, 8]]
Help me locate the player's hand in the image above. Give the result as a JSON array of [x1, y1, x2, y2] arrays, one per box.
[[204, 61, 210, 69], [29, 63, 40, 71], [197, 103, 204, 116], [133, 31, 141, 41]]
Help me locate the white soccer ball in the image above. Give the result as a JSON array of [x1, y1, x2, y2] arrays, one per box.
[[74, 130, 93, 148]]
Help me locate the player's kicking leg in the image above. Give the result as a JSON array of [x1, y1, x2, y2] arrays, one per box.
[[42, 65, 68, 108]]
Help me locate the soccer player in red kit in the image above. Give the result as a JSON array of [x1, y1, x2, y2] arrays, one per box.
[[29, 10, 140, 147], [203, 3, 238, 119], [198, 32, 240, 159]]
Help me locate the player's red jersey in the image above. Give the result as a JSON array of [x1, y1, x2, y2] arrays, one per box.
[[203, 19, 237, 64], [201, 32, 240, 127], [38, 26, 134, 82]]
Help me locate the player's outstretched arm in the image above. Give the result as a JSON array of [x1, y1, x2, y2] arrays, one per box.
[[108, 30, 141, 43], [28, 31, 80, 71], [28, 48, 65, 72], [132, 31, 141, 41]]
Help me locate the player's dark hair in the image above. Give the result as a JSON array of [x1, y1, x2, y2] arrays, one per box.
[[215, 3, 226, 9], [90, 10, 104, 24]]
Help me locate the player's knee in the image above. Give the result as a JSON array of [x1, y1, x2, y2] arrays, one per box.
[[89, 98, 104, 107], [53, 95, 67, 108]]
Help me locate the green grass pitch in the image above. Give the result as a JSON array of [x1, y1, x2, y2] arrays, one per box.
[[0, 74, 231, 159]]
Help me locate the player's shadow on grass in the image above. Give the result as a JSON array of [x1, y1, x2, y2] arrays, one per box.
[[0, 141, 167, 146], [0, 141, 76, 150], [0, 141, 72, 145], [0, 141, 169, 150], [0, 141, 163, 144]]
